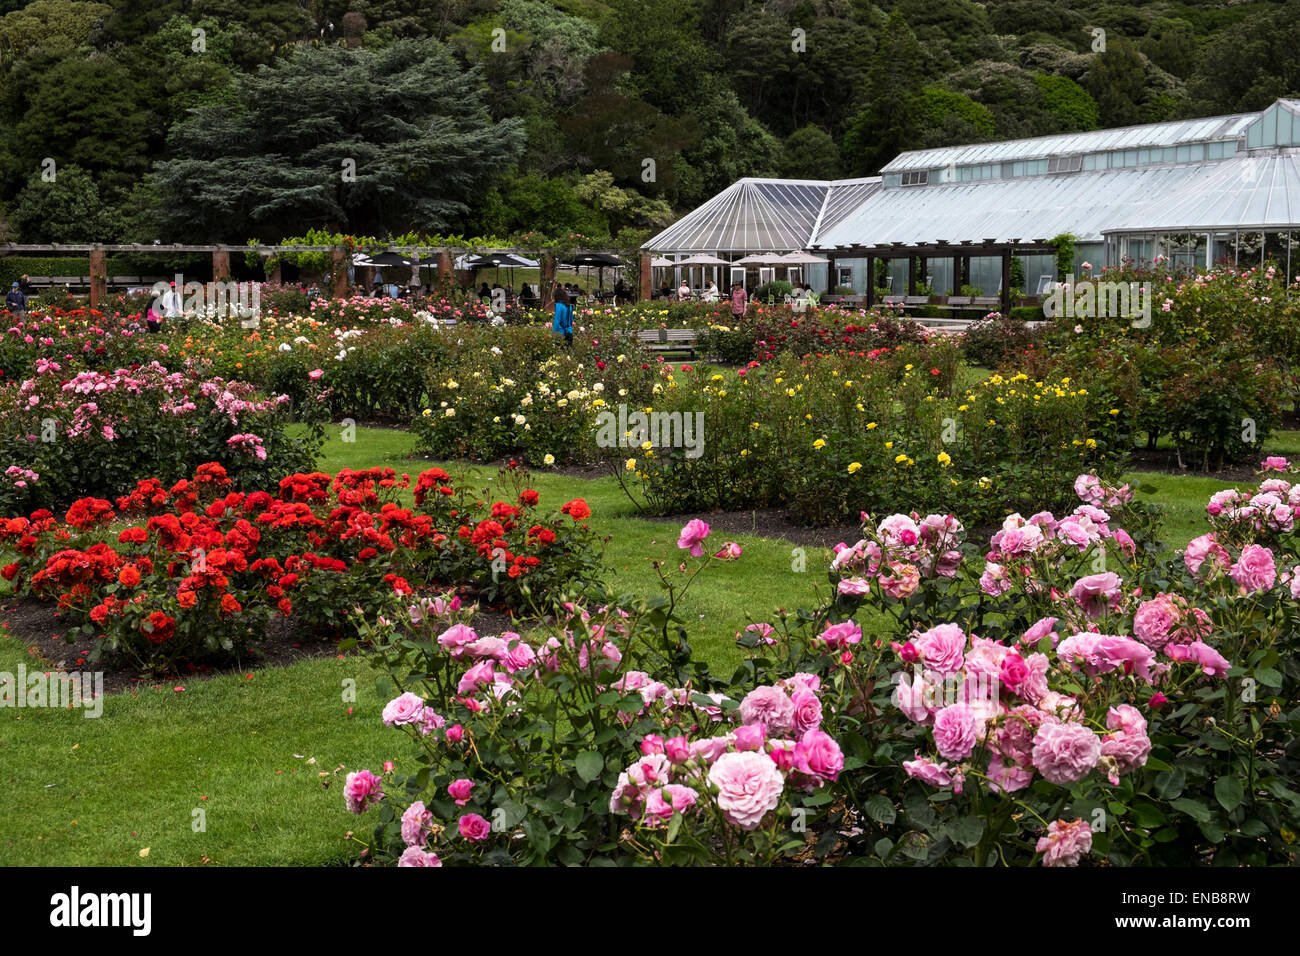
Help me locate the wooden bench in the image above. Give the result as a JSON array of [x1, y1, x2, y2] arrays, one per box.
[[633, 328, 699, 359]]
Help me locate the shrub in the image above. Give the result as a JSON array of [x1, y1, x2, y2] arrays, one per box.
[[0, 462, 605, 671]]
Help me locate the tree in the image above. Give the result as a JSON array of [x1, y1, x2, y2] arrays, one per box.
[[1141, 18, 1197, 80], [1084, 36, 1150, 127], [914, 87, 996, 148], [1033, 74, 1098, 130], [780, 125, 840, 180], [842, 12, 924, 175], [150, 38, 524, 240], [10, 163, 116, 241], [2, 54, 149, 198]]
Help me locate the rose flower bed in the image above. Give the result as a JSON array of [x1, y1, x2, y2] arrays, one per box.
[[0, 462, 603, 673], [340, 466, 1300, 867]]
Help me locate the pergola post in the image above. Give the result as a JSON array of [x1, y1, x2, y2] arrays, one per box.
[[638, 251, 652, 302], [825, 253, 837, 294], [951, 255, 961, 296], [435, 250, 454, 299], [540, 252, 556, 308], [907, 255, 917, 296], [865, 254, 875, 306], [212, 245, 231, 283], [88, 244, 106, 311], [330, 245, 348, 299], [268, 256, 282, 285]]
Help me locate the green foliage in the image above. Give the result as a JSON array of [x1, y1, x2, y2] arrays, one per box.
[[1033, 73, 1099, 130], [151, 38, 525, 240], [780, 125, 841, 180]]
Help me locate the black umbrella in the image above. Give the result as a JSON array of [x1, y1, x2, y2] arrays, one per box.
[[466, 253, 538, 287], [563, 252, 622, 291]]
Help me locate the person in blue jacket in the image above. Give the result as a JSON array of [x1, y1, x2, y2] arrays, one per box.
[[552, 283, 573, 347]]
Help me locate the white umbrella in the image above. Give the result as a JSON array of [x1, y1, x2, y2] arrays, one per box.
[[733, 253, 788, 265], [650, 256, 674, 267], [675, 254, 731, 266], [779, 251, 829, 264]]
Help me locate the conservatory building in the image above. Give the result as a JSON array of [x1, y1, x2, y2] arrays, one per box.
[[644, 98, 1300, 305]]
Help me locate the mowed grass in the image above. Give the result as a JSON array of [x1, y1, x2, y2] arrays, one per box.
[[0, 424, 1271, 865]]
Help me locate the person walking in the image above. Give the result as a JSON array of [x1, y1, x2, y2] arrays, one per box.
[[729, 282, 747, 321], [161, 281, 183, 319], [6, 282, 26, 316], [552, 283, 573, 348]]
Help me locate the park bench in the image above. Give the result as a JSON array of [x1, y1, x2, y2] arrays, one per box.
[[632, 327, 699, 359]]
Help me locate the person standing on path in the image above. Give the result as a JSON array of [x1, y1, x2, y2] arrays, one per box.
[[730, 282, 747, 321], [6, 282, 25, 316], [552, 283, 573, 348]]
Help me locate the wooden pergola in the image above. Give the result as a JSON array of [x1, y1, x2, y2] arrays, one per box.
[[820, 238, 1057, 313], [0, 243, 647, 309]]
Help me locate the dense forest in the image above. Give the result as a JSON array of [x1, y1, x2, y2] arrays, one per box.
[[1, 0, 1298, 245]]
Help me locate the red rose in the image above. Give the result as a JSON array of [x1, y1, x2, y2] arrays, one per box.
[[220, 593, 242, 615], [358, 547, 378, 560], [518, 489, 539, 507], [277, 597, 293, 616], [561, 499, 591, 522], [117, 566, 141, 587], [177, 589, 197, 609], [0, 563, 18, 581]]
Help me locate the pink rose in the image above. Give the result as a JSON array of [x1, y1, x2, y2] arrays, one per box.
[[344, 769, 384, 814], [1230, 543, 1276, 593], [458, 813, 492, 841], [1036, 818, 1093, 867], [1165, 640, 1231, 677], [457, 659, 497, 695], [437, 623, 478, 658], [903, 753, 963, 792], [1133, 594, 1178, 650], [1069, 571, 1122, 618], [397, 846, 443, 866], [444, 724, 464, 744], [912, 623, 967, 676], [1021, 616, 1059, 648], [382, 692, 425, 727], [400, 800, 433, 847], [1184, 533, 1229, 577], [987, 754, 1036, 793], [816, 619, 862, 649], [739, 685, 796, 735], [790, 690, 823, 735], [1101, 705, 1151, 777], [1031, 722, 1101, 785], [893, 669, 937, 724], [708, 751, 785, 830], [664, 736, 691, 765], [447, 778, 475, 806], [732, 722, 766, 751], [793, 729, 843, 783], [677, 519, 711, 557], [932, 703, 980, 761]]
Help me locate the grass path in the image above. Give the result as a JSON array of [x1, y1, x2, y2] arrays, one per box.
[[0, 425, 1247, 865]]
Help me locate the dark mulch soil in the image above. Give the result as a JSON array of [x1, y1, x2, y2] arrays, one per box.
[[637, 507, 864, 550], [1128, 448, 1265, 483], [0, 597, 519, 697]]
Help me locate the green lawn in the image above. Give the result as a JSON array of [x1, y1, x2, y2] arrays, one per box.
[[0, 425, 1266, 865]]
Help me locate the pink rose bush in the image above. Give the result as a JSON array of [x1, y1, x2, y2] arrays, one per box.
[[342, 469, 1300, 866]]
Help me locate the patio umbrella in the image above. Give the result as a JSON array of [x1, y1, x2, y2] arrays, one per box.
[[564, 252, 621, 289], [778, 251, 829, 264], [732, 253, 788, 265], [672, 254, 732, 291], [465, 252, 539, 285]]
